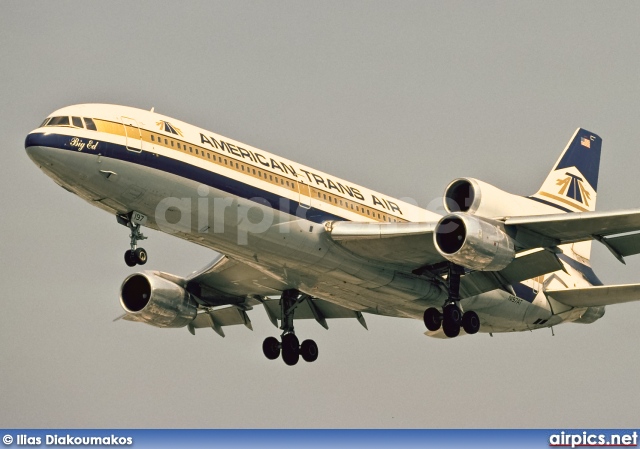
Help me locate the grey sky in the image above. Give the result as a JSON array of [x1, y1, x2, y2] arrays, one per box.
[[2, 1, 640, 428]]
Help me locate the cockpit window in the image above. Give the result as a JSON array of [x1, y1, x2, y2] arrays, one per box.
[[83, 117, 97, 131], [71, 116, 83, 128], [48, 116, 70, 126], [43, 116, 98, 130]]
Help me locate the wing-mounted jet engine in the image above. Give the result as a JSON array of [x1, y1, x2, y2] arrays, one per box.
[[433, 213, 515, 271], [120, 272, 198, 328]]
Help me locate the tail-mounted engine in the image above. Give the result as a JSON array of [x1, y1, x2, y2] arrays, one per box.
[[120, 272, 197, 328], [444, 177, 554, 218], [434, 213, 515, 271]]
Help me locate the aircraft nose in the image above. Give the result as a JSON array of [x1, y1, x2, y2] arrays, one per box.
[[25, 131, 49, 165], [24, 131, 70, 168]]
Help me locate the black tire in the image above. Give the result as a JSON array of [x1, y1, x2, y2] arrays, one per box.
[[442, 317, 461, 338], [300, 339, 319, 363], [423, 307, 442, 331], [262, 337, 280, 360], [281, 333, 300, 366], [134, 248, 148, 265], [443, 304, 461, 324], [124, 250, 137, 267], [462, 311, 480, 335]]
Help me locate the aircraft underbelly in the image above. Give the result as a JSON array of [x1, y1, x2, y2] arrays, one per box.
[[40, 148, 446, 315]]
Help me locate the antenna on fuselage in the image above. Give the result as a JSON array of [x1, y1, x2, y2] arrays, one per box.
[[150, 107, 155, 113]]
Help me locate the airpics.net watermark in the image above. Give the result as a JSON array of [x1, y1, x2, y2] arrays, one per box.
[[150, 184, 445, 245], [549, 431, 638, 448], [3, 434, 132, 446]]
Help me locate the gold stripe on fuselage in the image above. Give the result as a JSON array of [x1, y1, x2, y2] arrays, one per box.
[[92, 119, 406, 223]]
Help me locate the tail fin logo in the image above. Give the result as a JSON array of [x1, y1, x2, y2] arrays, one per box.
[[156, 120, 183, 137], [556, 172, 591, 206]]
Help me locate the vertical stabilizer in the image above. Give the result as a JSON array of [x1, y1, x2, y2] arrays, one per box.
[[532, 128, 602, 213], [531, 128, 602, 261]]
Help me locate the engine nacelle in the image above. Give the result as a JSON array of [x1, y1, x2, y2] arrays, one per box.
[[434, 213, 515, 271], [120, 272, 197, 328], [443, 177, 556, 218]]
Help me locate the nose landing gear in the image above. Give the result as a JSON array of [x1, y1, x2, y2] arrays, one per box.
[[262, 290, 319, 366], [117, 212, 148, 267]]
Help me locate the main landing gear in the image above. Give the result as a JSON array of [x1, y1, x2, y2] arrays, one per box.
[[117, 212, 148, 267], [262, 289, 319, 366], [423, 264, 480, 338]]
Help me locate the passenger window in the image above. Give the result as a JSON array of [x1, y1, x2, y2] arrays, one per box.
[[151, 135, 155, 142], [49, 116, 70, 126], [196, 149, 199, 155], [207, 153, 210, 159], [72, 116, 83, 128], [177, 142, 181, 149]]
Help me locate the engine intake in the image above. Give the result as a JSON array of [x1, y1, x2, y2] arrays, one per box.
[[443, 177, 557, 218], [120, 272, 197, 328], [434, 213, 515, 271]]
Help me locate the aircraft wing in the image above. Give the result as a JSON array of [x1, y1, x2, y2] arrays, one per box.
[[181, 254, 367, 336], [546, 284, 640, 307], [185, 254, 287, 302], [505, 209, 640, 251], [327, 221, 442, 269], [327, 209, 640, 271]]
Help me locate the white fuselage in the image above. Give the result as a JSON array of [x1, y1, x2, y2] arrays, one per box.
[[25, 104, 599, 335]]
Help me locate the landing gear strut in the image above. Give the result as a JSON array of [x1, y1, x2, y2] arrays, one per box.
[[423, 264, 480, 338], [262, 289, 319, 365], [117, 212, 148, 267]]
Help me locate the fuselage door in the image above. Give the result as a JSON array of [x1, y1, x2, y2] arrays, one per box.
[[297, 175, 311, 209], [121, 116, 143, 153]]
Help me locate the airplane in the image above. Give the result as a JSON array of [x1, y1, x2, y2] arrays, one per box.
[[25, 104, 640, 366]]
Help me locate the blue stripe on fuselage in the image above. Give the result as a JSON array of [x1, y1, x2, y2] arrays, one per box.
[[25, 132, 348, 225]]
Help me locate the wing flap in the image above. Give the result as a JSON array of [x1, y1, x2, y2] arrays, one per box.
[[603, 233, 640, 258], [262, 297, 367, 329], [546, 284, 640, 307]]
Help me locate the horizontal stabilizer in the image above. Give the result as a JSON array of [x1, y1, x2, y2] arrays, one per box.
[[546, 284, 640, 307], [461, 249, 563, 297], [505, 209, 640, 248]]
